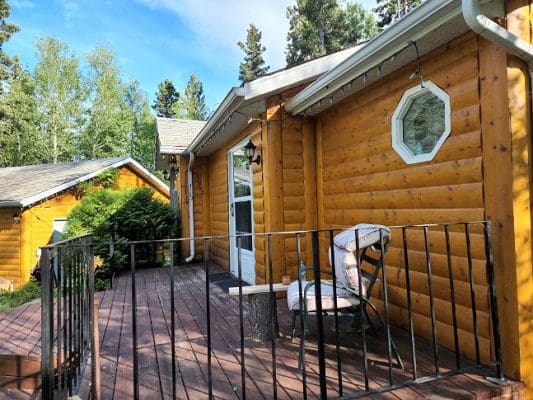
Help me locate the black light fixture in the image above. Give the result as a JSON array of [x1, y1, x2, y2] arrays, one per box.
[[244, 139, 261, 165]]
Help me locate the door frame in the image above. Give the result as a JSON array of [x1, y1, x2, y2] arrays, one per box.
[[228, 138, 256, 284]]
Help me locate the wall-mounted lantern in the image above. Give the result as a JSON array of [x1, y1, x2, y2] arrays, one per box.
[[244, 139, 261, 165]]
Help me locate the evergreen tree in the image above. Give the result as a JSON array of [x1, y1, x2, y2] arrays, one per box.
[[152, 79, 179, 117], [285, 0, 377, 67], [0, 59, 44, 166], [34, 37, 86, 163], [0, 0, 19, 88], [374, 0, 422, 28], [173, 74, 207, 120], [238, 23, 269, 83], [125, 81, 156, 169], [80, 46, 130, 159]]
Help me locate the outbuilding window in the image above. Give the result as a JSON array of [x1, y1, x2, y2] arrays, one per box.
[[391, 81, 451, 164]]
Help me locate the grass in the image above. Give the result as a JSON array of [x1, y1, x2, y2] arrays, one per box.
[[0, 280, 41, 312]]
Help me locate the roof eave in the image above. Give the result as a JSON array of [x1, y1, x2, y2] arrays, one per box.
[[284, 0, 462, 115]]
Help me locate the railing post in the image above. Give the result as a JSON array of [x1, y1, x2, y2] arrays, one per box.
[[40, 247, 53, 400], [311, 230, 327, 400], [483, 222, 504, 380]]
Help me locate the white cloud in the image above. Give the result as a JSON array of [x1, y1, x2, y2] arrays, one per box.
[[135, 0, 293, 72], [58, 0, 83, 21]]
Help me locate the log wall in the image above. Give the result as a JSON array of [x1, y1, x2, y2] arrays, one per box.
[[316, 33, 489, 361], [0, 209, 21, 286]]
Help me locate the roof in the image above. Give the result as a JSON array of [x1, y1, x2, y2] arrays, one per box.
[[189, 45, 362, 156], [284, 0, 504, 115], [156, 117, 206, 154], [0, 157, 169, 209]]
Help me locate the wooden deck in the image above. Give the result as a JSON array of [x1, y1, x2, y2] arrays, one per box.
[[72, 264, 521, 400]]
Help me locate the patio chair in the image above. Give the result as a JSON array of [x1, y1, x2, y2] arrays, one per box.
[[286, 224, 404, 370]]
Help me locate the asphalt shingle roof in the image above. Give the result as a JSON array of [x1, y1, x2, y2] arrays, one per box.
[[156, 117, 206, 154], [0, 157, 128, 207]]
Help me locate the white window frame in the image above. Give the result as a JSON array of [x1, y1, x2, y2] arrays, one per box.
[[391, 80, 451, 164]]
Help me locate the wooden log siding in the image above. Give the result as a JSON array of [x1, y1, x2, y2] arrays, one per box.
[[316, 34, 489, 361], [0, 209, 22, 286]]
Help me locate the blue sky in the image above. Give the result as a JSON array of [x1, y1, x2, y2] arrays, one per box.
[[5, 0, 376, 111]]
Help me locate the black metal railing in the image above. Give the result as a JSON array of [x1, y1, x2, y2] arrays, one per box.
[[41, 221, 503, 399], [40, 234, 96, 399]]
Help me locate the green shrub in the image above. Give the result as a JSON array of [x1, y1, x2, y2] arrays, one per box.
[[0, 280, 41, 312], [65, 187, 180, 287]]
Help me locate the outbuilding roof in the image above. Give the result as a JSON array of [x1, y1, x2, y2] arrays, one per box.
[[156, 117, 206, 154], [0, 157, 169, 208]]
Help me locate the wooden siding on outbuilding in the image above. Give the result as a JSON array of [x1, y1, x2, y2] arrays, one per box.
[[0, 165, 169, 287]]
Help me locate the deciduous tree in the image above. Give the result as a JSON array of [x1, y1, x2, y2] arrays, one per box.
[[34, 37, 86, 163], [238, 23, 269, 83], [80, 46, 130, 159]]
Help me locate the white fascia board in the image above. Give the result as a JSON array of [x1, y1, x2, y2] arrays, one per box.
[[189, 87, 244, 152], [19, 157, 169, 208], [244, 46, 361, 100], [284, 0, 461, 115]]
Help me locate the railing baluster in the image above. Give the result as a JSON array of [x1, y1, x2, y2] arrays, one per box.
[[204, 239, 213, 399], [444, 225, 460, 370], [328, 230, 343, 396], [295, 233, 307, 400], [355, 229, 369, 391], [402, 227, 417, 380], [62, 247, 68, 391], [465, 223, 480, 365], [311, 231, 327, 400], [40, 248, 53, 399], [267, 234, 278, 399], [380, 229, 394, 385], [131, 244, 139, 400], [483, 222, 503, 379], [423, 226, 439, 375], [56, 248, 63, 392], [170, 242, 177, 400], [237, 236, 246, 399]]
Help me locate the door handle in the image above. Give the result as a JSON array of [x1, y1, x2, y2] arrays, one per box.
[[231, 202, 234, 217]]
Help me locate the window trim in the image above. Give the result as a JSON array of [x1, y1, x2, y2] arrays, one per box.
[[391, 80, 451, 164]]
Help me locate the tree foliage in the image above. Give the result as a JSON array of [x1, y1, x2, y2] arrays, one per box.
[[34, 36, 86, 163], [125, 81, 156, 169], [173, 74, 207, 120], [152, 79, 179, 118], [285, 0, 377, 67], [80, 47, 130, 159], [238, 23, 269, 83], [0, 59, 44, 166], [0, 0, 19, 86], [374, 0, 422, 28]]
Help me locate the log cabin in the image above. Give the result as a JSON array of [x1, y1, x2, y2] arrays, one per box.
[[171, 0, 533, 395], [0, 157, 169, 288]]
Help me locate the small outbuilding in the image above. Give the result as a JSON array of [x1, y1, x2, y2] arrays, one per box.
[[0, 157, 169, 287]]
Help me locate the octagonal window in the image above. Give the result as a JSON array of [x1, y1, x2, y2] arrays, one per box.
[[391, 81, 451, 164]]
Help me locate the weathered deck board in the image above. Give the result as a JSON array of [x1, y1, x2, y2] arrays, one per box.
[[77, 265, 520, 399]]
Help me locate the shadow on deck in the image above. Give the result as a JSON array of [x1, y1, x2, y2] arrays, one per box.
[[70, 264, 522, 400]]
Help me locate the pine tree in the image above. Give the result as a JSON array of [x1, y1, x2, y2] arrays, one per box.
[[173, 74, 207, 121], [80, 46, 130, 159], [152, 79, 179, 118], [125, 81, 156, 169], [34, 37, 86, 163], [0, 59, 45, 167], [374, 0, 422, 28], [285, 0, 377, 67], [238, 24, 270, 83], [0, 0, 19, 87]]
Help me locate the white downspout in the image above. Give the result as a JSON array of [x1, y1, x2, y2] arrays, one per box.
[[185, 152, 195, 262], [462, 0, 533, 91]]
